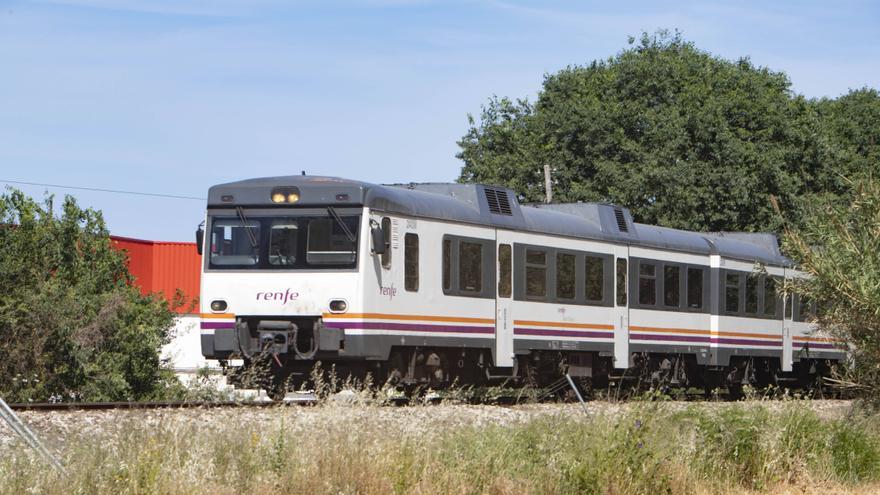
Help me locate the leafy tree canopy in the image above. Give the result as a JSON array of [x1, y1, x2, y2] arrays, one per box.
[[0, 189, 179, 402], [458, 30, 880, 233]]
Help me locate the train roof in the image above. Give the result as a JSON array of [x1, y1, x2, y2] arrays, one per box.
[[207, 175, 790, 266]]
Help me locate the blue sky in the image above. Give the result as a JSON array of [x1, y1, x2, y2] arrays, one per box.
[[1, 0, 877, 240]]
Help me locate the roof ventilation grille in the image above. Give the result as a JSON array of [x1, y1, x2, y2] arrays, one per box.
[[484, 187, 513, 216], [613, 207, 629, 232]]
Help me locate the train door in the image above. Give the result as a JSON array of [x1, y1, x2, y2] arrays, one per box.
[[494, 230, 514, 367], [781, 269, 794, 372], [613, 246, 631, 369]]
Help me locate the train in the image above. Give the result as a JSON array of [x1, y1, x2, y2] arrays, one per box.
[[196, 175, 843, 398]]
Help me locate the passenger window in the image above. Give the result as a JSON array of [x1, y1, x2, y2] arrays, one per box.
[[556, 253, 576, 300], [745, 275, 759, 314], [404, 233, 419, 292], [380, 217, 392, 269], [763, 277, 777, 316], [616, 258, 627, 306], [498, 244, 511, 298], [526, 249, 547, 298], [725, 273, 740, 313], [442, 239, 451, 291], [638, 263, 656, 306], [585, 256, 604, 302], [687, 267, 703, 309], [459, 242, 483, 292], [664, 265, 680, 307]]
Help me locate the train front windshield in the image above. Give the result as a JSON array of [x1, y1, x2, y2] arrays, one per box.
[[208, 213, 360, 270]]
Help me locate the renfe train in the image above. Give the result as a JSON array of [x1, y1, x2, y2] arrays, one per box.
[[196, 175, 843, 398]]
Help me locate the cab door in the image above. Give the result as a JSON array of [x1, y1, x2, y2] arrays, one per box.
[[782, 269, 794, 372], [494, 230, 514, 367]]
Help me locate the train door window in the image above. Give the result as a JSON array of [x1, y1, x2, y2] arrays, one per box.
[[686, 267, 703, 309], [663, 265, 680, 308], [784, 292, 793, 319], [442, 239, 452, 291], [380, 217, 392, 269], [556, 253, 576, 300], [725, 272, 740, 313], [616, 258, 627, 306], [498, 244, 512, 298], [404, 233, 419, 292], [268, 219, 298, 266], [638, 262, 657, 306], [763, 277, 778, 316], [459, 241, 483, 293], [744, 275, 759, 314], [525, 249, 547, 298], [585, 255, 604, 303]]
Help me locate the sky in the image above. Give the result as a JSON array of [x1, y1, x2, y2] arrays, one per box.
[[1, 0, 878, 241]]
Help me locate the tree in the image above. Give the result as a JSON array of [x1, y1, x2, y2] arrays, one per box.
[[783, 178, 880, 403], [458, 30, 874, 233], [0, 189, 179, 402]]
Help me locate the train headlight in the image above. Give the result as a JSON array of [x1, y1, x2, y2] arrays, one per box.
[[210, 300, 228, 312], [271, 192, 286, 203], [329, 299, 348, 313], [287, 193, 300, 203]]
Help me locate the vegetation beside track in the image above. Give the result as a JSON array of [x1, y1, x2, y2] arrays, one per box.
[[2, 400, 878, 494]]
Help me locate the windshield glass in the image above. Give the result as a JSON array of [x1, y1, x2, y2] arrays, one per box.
[[208, 213, 360, 270], [307, 217, 359, 264], [210, 219, 260, 266]]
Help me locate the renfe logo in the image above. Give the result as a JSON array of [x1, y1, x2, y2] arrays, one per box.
[[256, 289, 300, 304], [379, 284, 397, 300]]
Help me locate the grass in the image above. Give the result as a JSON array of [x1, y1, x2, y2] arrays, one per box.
[[1, 401, 879, 494]]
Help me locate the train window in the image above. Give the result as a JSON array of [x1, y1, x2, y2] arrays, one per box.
[[745, 275, 759, 314], [795, 295, 815, 322], [585, 256, 604, 302], [404, 233, 419, 292], [526, 249, 547, 298], [380, 217, 392, 269], [268, 219, 298, 266], [638, 263, 657, 306], [784, 292, 793, 319], [459, 242, 483, 292], [210, 219, 261, 266], [498, 244, 512, 298], [725, 273, 740, 313], [763, 277, 777, 316], [442, 239, 452, 291], [307, 217, 359, 265], [616, 258, 627, 306], [556, 253, 576, 300], [663, 265, 680, 307], [687, 267, 703, 309]]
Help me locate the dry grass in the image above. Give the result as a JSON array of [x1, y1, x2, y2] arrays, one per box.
[[1, 400, 878, 494]]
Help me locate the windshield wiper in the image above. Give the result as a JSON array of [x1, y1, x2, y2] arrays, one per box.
[[236, 206, 259, 249], [327, 206, 356, 244]]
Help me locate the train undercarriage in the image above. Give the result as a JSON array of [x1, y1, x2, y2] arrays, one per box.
[[222, 346, 836, 401]]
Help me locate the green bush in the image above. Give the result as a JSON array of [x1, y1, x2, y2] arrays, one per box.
[[0, 189, 179, 402]]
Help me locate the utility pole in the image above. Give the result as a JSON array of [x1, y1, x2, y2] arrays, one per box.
[[543, 164, 553, 204]]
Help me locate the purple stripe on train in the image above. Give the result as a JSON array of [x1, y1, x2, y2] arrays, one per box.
[[800, 342, 839, 350], [514, 327, 614, 339], [710, 337, 781, 347], [200, 321, 236, 329], [630, 333, 709, 344], [322, 321, 493, 334]]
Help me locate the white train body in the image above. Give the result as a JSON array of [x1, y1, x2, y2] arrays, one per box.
[[198, 176, 842, 392]]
